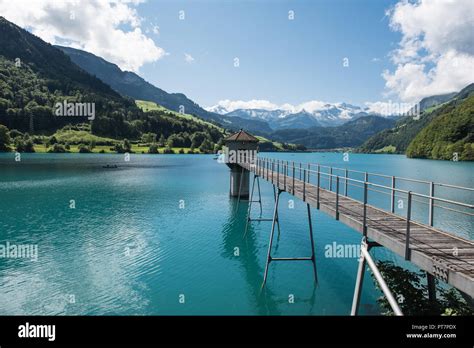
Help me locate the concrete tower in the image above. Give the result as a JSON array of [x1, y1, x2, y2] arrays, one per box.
[[223, 130, 259, 198]]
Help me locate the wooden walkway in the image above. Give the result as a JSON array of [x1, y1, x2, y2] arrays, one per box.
[[240, 161, 474, 298]]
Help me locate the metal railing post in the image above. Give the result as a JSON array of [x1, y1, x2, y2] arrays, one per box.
[[299, 162, 302, 180], [358, 242, 403, 316], [405, 191, 412, 260], [267, 158, 269, 179], [284, 163, 287, 190], [429, 182, 434, 226], [303, 169, 306, 201], [363, 182, 368, 236], [351, 245, 366, 316], [336, 176, 340, 220], [391, 176, 395, 213], [271, 160, 274, 184], [317, 165, 320, 209], [307, 163, 311, 183], [344, 169, 348, 196], [329, 167, 333, 191], [263, 158, 265, 179], [292, 162, 295, 194], [352, 239, 403, 316], [277, 161, 280, 189]]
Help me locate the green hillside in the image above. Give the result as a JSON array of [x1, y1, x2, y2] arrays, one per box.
[[358, 84, 474, 156], [0, 17, 226, 153], [0, 16, 141, 138], [135, 100, 302, 152], [136, 100, 222, 130], [406, 95, 474, 160], [357, 114, 434, 154], [58, 45, 273, 134]]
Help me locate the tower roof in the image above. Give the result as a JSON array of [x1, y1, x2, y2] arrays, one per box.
[[223, 129, 259, 142]]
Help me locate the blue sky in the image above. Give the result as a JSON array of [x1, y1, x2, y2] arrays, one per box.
[[2, 0, 472, 109], [137, 0, 400, 107]]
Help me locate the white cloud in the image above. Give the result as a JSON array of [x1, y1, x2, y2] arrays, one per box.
[[208, 98, 416, 117], [296, 101, 328, 113], [383, 0, 474, 102], [365, 101, 415, 116], [0, 0, 166, 72], [207, 99, 283, 113], [184, 53, 195, 63]]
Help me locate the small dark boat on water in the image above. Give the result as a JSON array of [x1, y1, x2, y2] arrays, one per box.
[[103, 164, 118, 169]]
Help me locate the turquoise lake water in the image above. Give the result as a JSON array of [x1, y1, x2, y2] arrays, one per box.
[[0, 153, 472, 315]]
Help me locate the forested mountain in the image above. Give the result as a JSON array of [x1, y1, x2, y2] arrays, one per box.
[[4, 15, 459, 155], [270, 115, 396, 149], [415, 92, 457, 113], [57, 46, 271, 134], [358, 84, 474, 155], [0, 17, 225, 152], [57, 46, 404, 147], [406, 94, 474, 160], [0, 16, 140, 137]]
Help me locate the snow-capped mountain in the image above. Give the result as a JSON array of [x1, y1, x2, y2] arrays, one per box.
[[206, 102, 373, 129]]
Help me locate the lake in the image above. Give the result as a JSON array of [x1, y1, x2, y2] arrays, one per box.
[[0, 153, 472, 315]]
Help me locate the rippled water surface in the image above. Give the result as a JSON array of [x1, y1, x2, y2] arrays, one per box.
[[0, 153, 472, 315]]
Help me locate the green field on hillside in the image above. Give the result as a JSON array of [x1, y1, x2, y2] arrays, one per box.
[[136, 100, 223, 131]]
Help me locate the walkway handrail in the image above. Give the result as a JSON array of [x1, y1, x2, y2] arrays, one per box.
[[242, 157, 474, 307], [309, 162, 474, 192], [251, 158, 474, 210], [312, 169, 474, 209], [246, 157, 474, 244]]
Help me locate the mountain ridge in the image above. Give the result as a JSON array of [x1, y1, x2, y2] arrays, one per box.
[[270, 115, 396, 149], [0, 16, 226, 153], [208, 102, 377, 129], [358, 83, 474, 155], [56, 45, 272, 134]]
